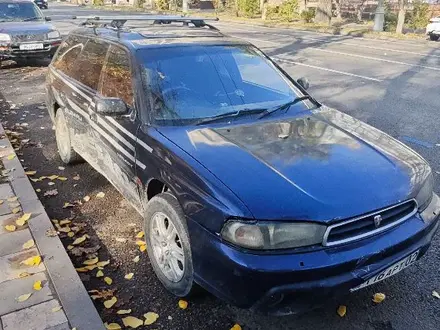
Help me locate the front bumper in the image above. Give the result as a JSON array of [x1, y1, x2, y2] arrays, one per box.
[[188, 195, 440, 315], [0, 40, 61, 60]]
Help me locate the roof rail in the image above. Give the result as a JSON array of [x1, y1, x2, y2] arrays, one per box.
[[73, 15, 219, 30]]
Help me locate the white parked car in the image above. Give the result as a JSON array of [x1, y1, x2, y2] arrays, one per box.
[[426, 16, 440, 41]]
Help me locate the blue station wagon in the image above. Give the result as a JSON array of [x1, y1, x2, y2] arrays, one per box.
[[45, 16, 440, 315]]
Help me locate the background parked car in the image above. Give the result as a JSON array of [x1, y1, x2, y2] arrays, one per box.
[[426, 16, 440, 41], [34, 0, 48, 10]]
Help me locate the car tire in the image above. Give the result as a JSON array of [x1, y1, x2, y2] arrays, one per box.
[[144, 192, 195, 297], [55, 109, 82, 164], [429, 34, 439, 41]]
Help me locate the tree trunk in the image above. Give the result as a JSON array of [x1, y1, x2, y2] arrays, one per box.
[[334, 0, 342, 20], [298, 0, 307, 13], [315, 0, 332, 25], [261, 2, 267, 20], [396, 0, 406, 34], [260, 0, 265, 13], [234, 0, 239, 16]]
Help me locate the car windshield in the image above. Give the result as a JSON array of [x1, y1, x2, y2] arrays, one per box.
[[139, 45, 303, 126], [0, 2, 43, 22]]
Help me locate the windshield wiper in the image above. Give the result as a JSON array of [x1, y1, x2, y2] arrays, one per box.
[[23, 17, 41, 21], [195, 108, 266, 126], [258, 95, 314, 120]]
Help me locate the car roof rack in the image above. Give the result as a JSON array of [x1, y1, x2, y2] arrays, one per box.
[[73, 15, 219, 30]]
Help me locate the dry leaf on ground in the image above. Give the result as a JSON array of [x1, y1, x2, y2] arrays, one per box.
[[123, 316, 143, 329], [51, 306, 62, 313], [21, 255, 41, 266], [124, 273, 134, 280], [59, 219, 71, 226], [337, 305, 347, 317], [46, 228, 58, 237], [432, 290, 440, 299], [19, 272, 31, 278], [104, 323, 122, 330], [132, 256, 140, 263], [230, 324, 242, 330], [57, 176, 67, 181], [178, 299, 188, 310], [44, 189, 58, 197], [103, 296, 117, 308], [117, 309, 132, 315], [12, 207, 21, 214], [63, 202, 74, 208], [96, 270, 104, 278], [7, 154, 15, 160], [372, 293, 386, 304], [5, 224, 16, 232], [16, 213, 31, 226], [96, 260, 110, 267], [135, 231, 144, 238], [83, 195, 90, 202], [96, 192, 105, 198], [83, 257, 99, 265], [139, 245, 147, 252], [47, 175, 58, 180], [22, 239, 35, 249], [72, 235, 87, 245], [89, 289, 114, 300], [25, 171, 36, 176], [16, 293, 32, 302], [73, 175, 80, 180], [144, 312, 159, 325], [33, 280, 42, 291], [104, 277, 113, 285]]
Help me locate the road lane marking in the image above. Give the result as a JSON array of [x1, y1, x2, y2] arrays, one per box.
[[309, 48, 440, 71], [273, 57, 383, 82]]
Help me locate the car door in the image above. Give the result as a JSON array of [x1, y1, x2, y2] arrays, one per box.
[[95, 44, 142, 210]]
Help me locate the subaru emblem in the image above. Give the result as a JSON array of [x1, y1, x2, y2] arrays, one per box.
[[374, 215, 382, 228]]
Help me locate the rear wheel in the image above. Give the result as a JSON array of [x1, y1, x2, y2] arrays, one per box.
[[429, 34, 439, 41], [55, 109, 82, 164], [144, 193, 195, 297]]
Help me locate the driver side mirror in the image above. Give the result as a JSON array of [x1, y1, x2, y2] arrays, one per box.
[[95, 97, 129, 117], [297, 77, 310, 90], [45, 16, 51, 21]]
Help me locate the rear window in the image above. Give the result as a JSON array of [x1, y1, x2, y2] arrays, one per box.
[[70, 39, 109, 90], [52, 35, 87, 76]]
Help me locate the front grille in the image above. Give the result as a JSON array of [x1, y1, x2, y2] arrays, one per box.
[[11, 34, 46, 42], [323, 200, 417, 246]]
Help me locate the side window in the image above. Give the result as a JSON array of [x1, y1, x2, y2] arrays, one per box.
[[99, 45, 134, 107], [70, 39, 109, 90], [52, 35, 86, 76]]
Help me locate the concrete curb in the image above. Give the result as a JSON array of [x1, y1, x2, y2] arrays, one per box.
[[0, 123, 105, 330]]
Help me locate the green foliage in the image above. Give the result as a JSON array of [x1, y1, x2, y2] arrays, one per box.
[[406, 0, 430, 29], [384, 3, 397, 32], [137, 0, 146, 8], [265, 6, 280, 20], [300, 8, 315, 23], [278, 0, 299, 21], [155, 0, 170, 10], [93, 0, 104, 6], [237, 0, 260, 17]]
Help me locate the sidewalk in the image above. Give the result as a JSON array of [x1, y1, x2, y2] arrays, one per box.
[[0, 124, 104, 330]]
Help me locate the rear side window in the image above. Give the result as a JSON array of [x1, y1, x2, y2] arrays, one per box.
[[70, 39, 109, 90], [52, 35, 86, 76], [99, 45, 134, 107]]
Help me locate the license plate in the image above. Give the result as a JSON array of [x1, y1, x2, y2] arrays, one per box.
[[351, 250, 419, 292], [19, 44, 44, 51]]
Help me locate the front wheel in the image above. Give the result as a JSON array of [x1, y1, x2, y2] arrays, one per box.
[[144, 193, 195, 297], [429, 34, 439, 41]]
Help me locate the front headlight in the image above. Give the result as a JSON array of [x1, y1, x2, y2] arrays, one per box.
[[416, 173, 434, 211], [0, 33, 11, 43], [47, 31, 60, 39], [221, 220, 326, 250]]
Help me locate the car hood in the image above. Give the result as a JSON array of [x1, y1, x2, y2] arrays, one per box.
[[0, 21, 54, 34], [158, 107, 430, 222]]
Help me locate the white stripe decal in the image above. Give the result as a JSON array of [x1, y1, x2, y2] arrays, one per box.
[[97, 117, 135, 151], [66, 98, 146, 170], [51, 68, 94, 104], [107, 117, 153, 153]]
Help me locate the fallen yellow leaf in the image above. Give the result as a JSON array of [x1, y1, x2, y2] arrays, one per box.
[[139, 245, 147, 252], [47, 175, 58, 180], [135, 240, 146, 246], [12, 207, 21, 214], [83, 195, 91, 202], [337, 305, 347, 317], [19, 272, 31, 278], [16, 213, 31, 226], [432, 290, 440, 299], [39, 176, 47, 180], [67, 232, 75, 238], [57, 176, 68, 181], [7, 196, 18, 202], [72, 235, 87, 245], [85, 265, 98, 271], [5, 224, 16, 232], [178, 299, 188, 310], [96, 270, 104, 278], [57, 226, 70, 233], [104, 277, 113, 285], [103, 296, 117, 309], [105, 323, 122, 330], [83, 257, 99, 266], [22, 239, 35, 249], [144, 312, 159, 325], [25, 171, 37, 176], [135, 231, 144, 238], [124, 273, 134, 280], [372, 293, 386, 304], [96, 260, 110, 267], [63, 202, 74, 208], [36, 189, 41, 192], [116, 309, 132, 315], [21, 255, 41, 266], [31, 178, 41, 183], [33, 280, 42, 291], [96, 192, 105, 198], [230, 324, 242, 330], [123, 316, 144, 328], [59, 219, 71, 226], [51, 306, 62, 313], [132, 256, 140, 263], [67, 245, 74, 250], [75, 267, 89, 273], [17, 293, 32, 302], [7, 154, 15, 160], [73, 175, 80, 180]]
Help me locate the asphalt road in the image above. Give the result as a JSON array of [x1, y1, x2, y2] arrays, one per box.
[[1, 3, 439, 330]]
